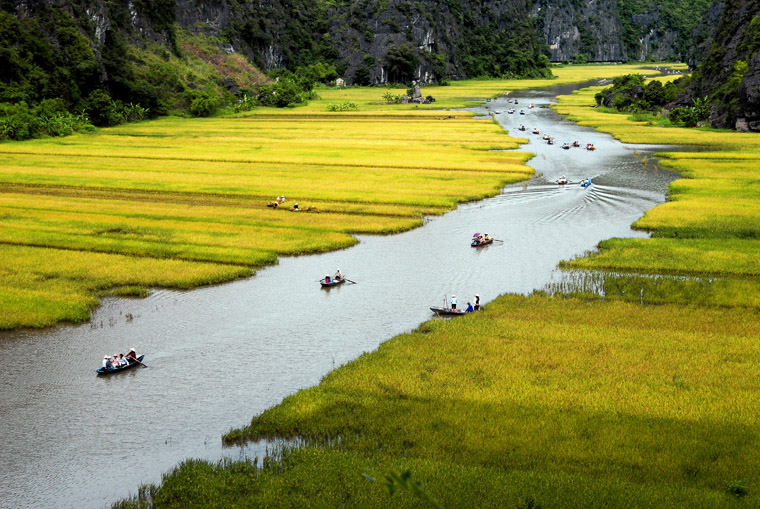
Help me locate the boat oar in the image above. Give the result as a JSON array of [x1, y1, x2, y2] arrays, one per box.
[[493, 239, 505, 243], [131, 356, 148, 368], [344, 278, 357, 284]]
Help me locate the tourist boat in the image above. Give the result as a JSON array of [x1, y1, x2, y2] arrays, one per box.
[[529, 103, 535, 109], [557, 176, 569, 185], [320, 278, 345, 288], [586, 143, 596, 151], [471, 237, 494, 247], [429, 307, 467, 316], [507, 108, 515, 114], [572, 140, 580, 147], [96, 355, 145, 375], [518, 125, 527, 131], [542, 134, 550, 140], [494, 110, 501, 114], [546, 138, 555, 145], [532, 128, 540, 134], [580, 178, 592, 188], [519, 109, 525, 115], [562, 142, 571, 149]]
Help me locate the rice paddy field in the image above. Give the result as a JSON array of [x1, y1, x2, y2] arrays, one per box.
[[0, 64, 658, 330], [553, 80, 760, 307], [119, 295, 759, 508]]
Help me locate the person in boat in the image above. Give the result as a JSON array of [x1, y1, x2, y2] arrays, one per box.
[[105, 356, 113, 370], [466, 302, 474, 313], [102, 356, 109, 369], [474, 294, 480, 311], [118, 354, 128, 367], [483, 233, 491, 242], [334, 269, 343, 281], [127, 348, 137, 362], [450, 294, 457, 310], [324, 274, 331, 284]]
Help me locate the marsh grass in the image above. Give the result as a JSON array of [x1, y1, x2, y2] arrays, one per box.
[[116, 295, 760, 508], [553, 82, 760, 306]]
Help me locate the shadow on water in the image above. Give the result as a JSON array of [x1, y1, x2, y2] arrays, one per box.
[[0, 83, 680, 508]]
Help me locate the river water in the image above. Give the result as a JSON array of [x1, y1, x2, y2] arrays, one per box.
[[0, 83, 678, 508]]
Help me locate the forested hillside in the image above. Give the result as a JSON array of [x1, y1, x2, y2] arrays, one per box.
[[678, 0, 760, 130], [0, 0, 732, 137]]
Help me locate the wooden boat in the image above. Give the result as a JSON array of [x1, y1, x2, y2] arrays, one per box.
[[320, 278, 345, 288], [471, 238, 494, 247], [430, 306, 467, 316], [96, 355, 145, 375], [572, 140, 580, 147], [557, 177, 569, 185]]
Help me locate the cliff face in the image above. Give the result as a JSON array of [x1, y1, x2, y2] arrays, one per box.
[[681, 0, 760, 130], [531, 0, 627, 61], [529, 0, 715, 63]]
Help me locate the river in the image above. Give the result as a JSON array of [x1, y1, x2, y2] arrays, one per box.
[[0, 82, 678, 508]]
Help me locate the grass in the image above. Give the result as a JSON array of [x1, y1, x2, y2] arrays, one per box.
[[552, 80, 760, 308], [0, 64, 666, 330], [109, 63, 760, 508], [117, 295, 760, 508]]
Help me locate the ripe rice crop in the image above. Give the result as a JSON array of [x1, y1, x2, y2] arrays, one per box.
[[553, 82, 760, 308], [119, 294, 760, 508]]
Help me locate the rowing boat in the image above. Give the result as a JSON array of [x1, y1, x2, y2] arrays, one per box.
[[471, 238, 494, 247], [430, 307, 467, 316], [96, 355, 145, 375], [320, 278, 345, 288]]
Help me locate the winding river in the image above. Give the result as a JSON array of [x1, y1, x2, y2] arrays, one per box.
[[0, 82, 678, 508]]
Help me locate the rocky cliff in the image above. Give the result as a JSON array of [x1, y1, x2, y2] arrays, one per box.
[[680, 0, 760, 130], [530, 0, 714, 63]]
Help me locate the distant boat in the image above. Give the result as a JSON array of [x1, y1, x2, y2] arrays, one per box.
[[580, 178, 592, 188]]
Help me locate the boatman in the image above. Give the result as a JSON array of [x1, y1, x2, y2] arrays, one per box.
[[335, 269, 343, 281], [127, 348, 137, 362], [450, 294, 457, 310]]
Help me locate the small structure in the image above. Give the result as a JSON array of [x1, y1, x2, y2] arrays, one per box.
[[334, 78, 345, 87]]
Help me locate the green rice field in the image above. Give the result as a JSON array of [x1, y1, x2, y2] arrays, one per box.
[[118, 295, 759, 508]]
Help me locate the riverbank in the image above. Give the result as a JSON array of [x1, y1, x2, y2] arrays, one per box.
[[119, 294, 759, 508], [553, 82, 760, 307], [0, 64, 659, 330], [113, 68, 759, 508]]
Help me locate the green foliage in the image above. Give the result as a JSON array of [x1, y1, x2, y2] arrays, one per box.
[[0, 100, 92, 141], [382, 92, 403, 104], [188, 89, 220, 117], [326, 101, 358, 111], [597, 74, 687, 115], [617, 0, 714, 59], [363, 469, 442, 508], [257, 75, 310, 108], [385, 44, 420, 84]]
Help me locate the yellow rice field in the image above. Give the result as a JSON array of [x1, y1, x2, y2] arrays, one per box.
[[0, 64, 669, 329], [552, 81, 760, 308]]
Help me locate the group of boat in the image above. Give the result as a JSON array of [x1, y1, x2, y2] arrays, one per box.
[[555, 176, 592, 188]]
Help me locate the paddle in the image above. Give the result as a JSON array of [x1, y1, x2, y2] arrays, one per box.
[[129, 356, 148, 368], [344, 278, 357, 284], [493, 239, 505, 243]]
